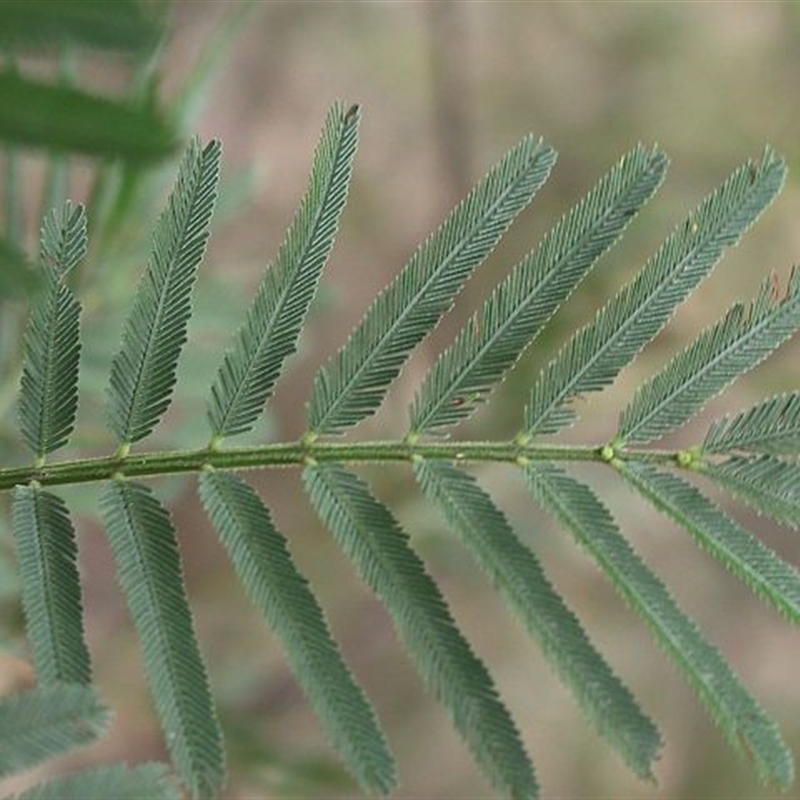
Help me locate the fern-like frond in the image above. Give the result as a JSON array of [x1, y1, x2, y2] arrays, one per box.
[[524, 149, 786, 438], [703, 392, 800, 455], [523, 462, 794, 789], [19, 203, 85, 459], [15, 764, 179, 800], [619, 461, 800, 628], [99, 480, 224, 799], [11, 485, 91, 685], [106, 138, 222, 447], [618, 267, 800, 444], [307, 136, 556, 436], [40, 200, 87, 278], [0, 684, 107, 779], [208, 103, 360, 442], [303, 463, 537, 799], [704, 456, 800, 530], [409, 145, 668, 436], [413, 458, 661, 778], [198, 468, 395, 794]]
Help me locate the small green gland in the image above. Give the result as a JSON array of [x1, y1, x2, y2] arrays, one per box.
[[515, 431, 532, 448], [676, 450, 695, 468], [599, 444, 616, 463]]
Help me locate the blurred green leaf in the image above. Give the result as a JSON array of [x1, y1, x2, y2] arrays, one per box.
[[0, 70, 179, 162], [0, 0, 163, 54]]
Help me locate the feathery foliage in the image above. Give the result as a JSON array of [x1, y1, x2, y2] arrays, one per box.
[[304, 463, 538, 798], [14, 764, 180, 800], [308, 134, 556, 435], [524, 148, 785, 437], [703, 455, 800, 530], [11, 485, 90, 685], [6, 105, 800, 797], [99, 480, 224, 799], [413, 458, 662, 778], [619, 266, 800, 444], [19, 202, 86, 460], [198, 468, 396, 794], [208, 103, 360, 442], [523, 462, 794, 789], [703, 391, 800, 454], [0, 684, 107, 779], [410, 144, 668, 436], [106, 138, 222, 448], [618, 461, 800, 627]]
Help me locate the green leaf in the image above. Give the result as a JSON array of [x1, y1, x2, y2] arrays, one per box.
[[19, 203, 86, 459], [304, 463, 538, 799], [11, 485, 91, 685], [0, 70, 178, 162], [704, 455, 800, 530], [523, 462, 793, 789], [410, 144, 668, 436], [107, 138, 222, 447], [0, 0, 163, 53], [99, 480, 224, 799], [525, 148, 786, 437], [198, 468, 395, 794], [208, 103, 360, 441], [618, 267, 800, 444], [703, 392, 800, 455], [0, 684, 107, 779], [307, 135, 556, 436], [16, 764, 180, 800], [413, 458, 661, 778], [619, 461, 800, 627]]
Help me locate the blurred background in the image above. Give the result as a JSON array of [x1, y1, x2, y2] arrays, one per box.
[[4, 1, 800, 797]]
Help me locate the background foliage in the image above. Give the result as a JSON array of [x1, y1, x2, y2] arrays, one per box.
[[3, 2, 800, 798]]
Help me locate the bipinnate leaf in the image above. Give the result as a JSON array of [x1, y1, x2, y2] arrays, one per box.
[[0, 684, 107, 779], [15, 764, 180, 800], [304, 463, 538, 799], [413, 458, 661, 778], [704, 456, 800, 530], [619, 266, 800, 444], [11, 485, 91, 685], [525, 148, 786, 437], [198, 469, 396, 794], [308, 135, 556, 436], [704, 392, 800, 455], [107, 137, 222, 447], [618, 462, 800, 628], [208, 103, 360, 441], [410, 144, 668, 436], [99, 480, 224, 799], [524, 463, 793, 789], [19, 203, 86, 459]]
